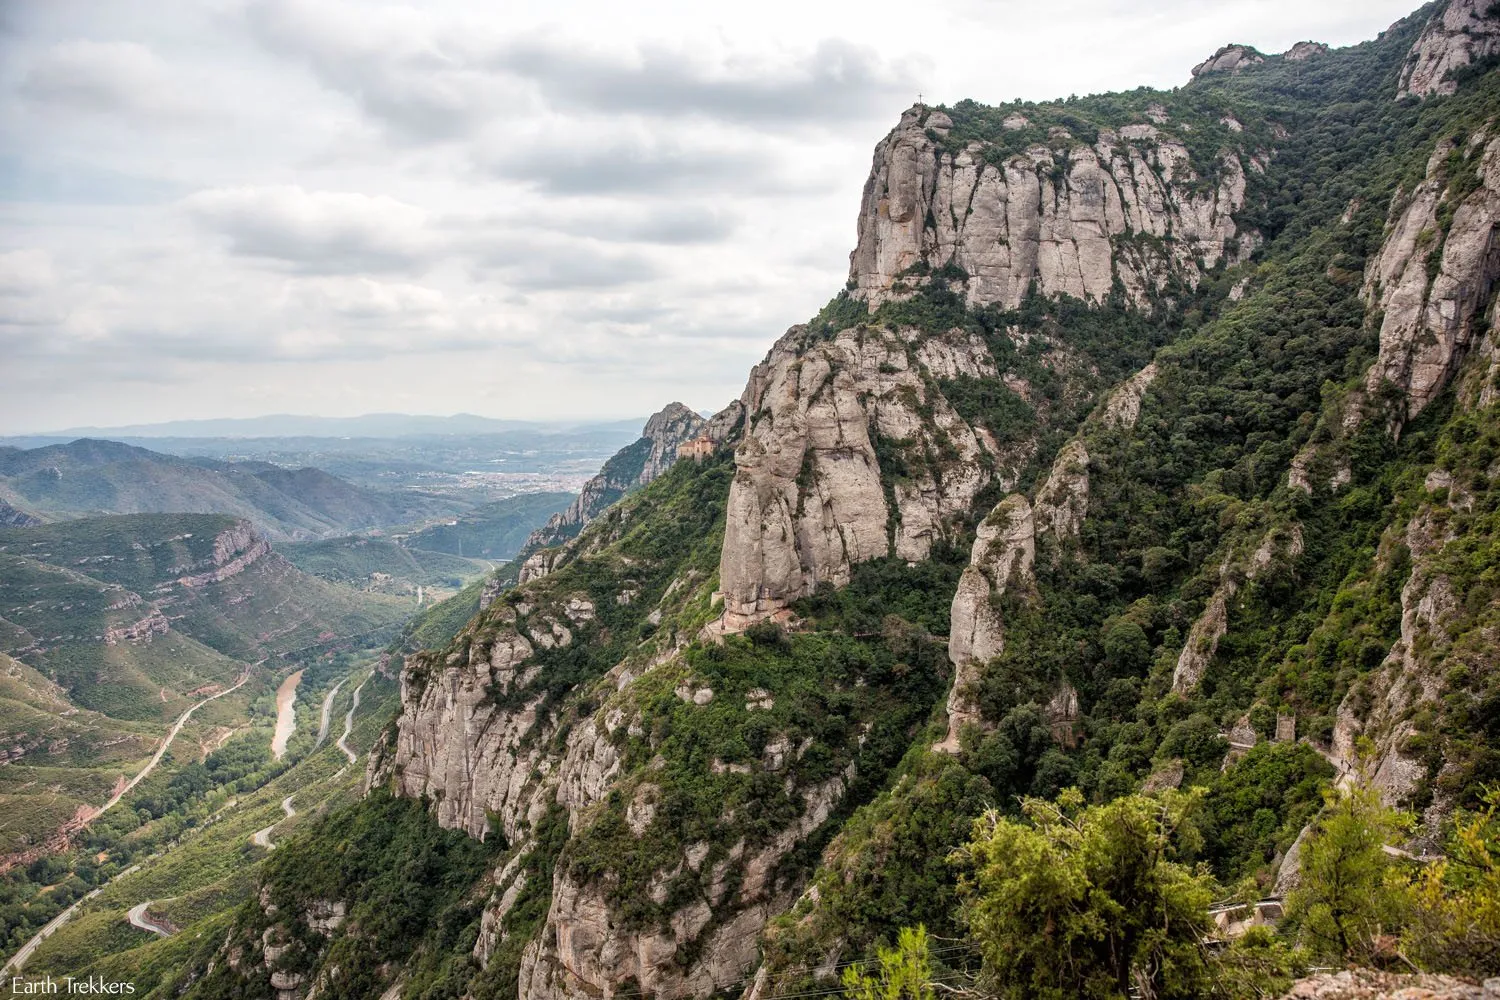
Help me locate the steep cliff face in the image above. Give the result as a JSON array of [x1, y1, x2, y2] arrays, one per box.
[[718, 325, 994, 629], [1398, 0, 1500, 98], [848, 104, 1255, 311], [939, 494, 1034, 752], [524, 403, 709, 557], [1363, 133, 1500, 426]]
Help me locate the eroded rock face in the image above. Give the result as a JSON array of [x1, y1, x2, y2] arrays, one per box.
[[1098, 363, 1159, 430], [1191, 44, 1266, 78], [939, 495, 1036, 752], [1173, 526, 1304, 695], [175, 522, 272, 587], [1331, 509, 1462, 806], [1283, 41, 1329, 62], [1033, 439, 1090, 542], [525, 403, 709, 557], [718, 325, 992, 629], [1398, 0, 1500, 99], [1278, 969, 1490, 999], [849, 106, 1254, 312], [382, 600, 624, 845], [1364, 134, 1500, 424], [516, 775, 849, 1000], [0, 499, 40, 527]]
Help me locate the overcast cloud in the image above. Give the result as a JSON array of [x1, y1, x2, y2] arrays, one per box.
[[0, 0, 1422, 432]]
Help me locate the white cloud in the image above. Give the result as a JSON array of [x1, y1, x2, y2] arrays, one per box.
[[18, 39, 199, 120], [181, 185, 435, 273], [0, 0, 1426, 431]]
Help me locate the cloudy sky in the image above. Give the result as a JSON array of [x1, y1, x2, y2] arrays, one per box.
[[0, 0, 1419, 433]]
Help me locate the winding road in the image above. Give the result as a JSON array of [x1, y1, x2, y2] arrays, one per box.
[[336, 675, 368, 765], [126, 901, 171, 938], [249, 794, 296, 850], [97, 668, 253, 822], [314, 679, 345, 748]]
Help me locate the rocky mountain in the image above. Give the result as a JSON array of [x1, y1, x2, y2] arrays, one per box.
[[34, 3, 1500, 998], [0, 439, 450, 542], [0, 514, 408, 719], [519, 403, 711, 567]]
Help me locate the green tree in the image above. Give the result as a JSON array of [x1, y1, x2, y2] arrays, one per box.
[[1286, 782, 1410, 964], [952, 788, 1216, 1000], [1405, 787, 1500, 975], [841, 925, 936, 1000]]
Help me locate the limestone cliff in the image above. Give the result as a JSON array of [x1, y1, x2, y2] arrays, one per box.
[[938, 494, 1034, 752], [1398, 0, 1500, 99], [717, 324, 993, 629], [1363, 132, 1500, 426], [849, 104, 1255, 311], [524, 403, 708, 556]]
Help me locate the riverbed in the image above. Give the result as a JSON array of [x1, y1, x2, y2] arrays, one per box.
[[270, 670, 304, 761]]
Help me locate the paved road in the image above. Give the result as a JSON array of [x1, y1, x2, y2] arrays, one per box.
[[96, 668, 253, 822], [314, 679, 346, 748], [2, 887, 101, 974], [336, 676, 368, 765], [250, 794, 296, 851], [126, 901, 171, 937]]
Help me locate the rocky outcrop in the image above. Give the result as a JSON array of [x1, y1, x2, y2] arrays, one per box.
[[848, 105, 1254, 312], [1363, 134, 1500, 426], [1033, 440, 1090, 542], [1191, 45, 1265, 78], [104, 610, 170, 645], [174, 521, 271, 587], [939, 495, 1035, 752], [718, 325, 992, 629], [1097, 362, 1158, 430], [1398, 0, 1500, 99], [1173, 526, 1304, 694], [1331, 507, 1461, 806], [524, 403, 708, 556], [1278, 969, 1494, 999], [1283, 41, 1329, 62], [516, 773, 849, 1000], [0, 499, 40, 527]]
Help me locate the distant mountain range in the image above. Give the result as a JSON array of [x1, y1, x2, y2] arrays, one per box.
[[0, 438, 454, 542], [6, 412, 647, 442]]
